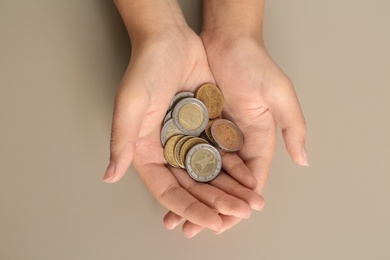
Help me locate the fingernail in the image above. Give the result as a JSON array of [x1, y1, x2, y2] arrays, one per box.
[[103, 161, 116, 182], [301, 147, 309, 167], [238, 210, 251, 219], [167, 220, 181, 230], [252, 199, 265, 211], [185, 229, 201, 238], [213, 228, 225, 235]]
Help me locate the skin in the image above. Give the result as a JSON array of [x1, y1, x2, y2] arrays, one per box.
[[104, 0, 307, 238], [104, 0, 265, 234]]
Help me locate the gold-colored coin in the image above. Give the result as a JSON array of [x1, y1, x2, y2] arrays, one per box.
[[204, 119, 217, 145], [164, 134, 185, 168], [195, 83, 224, 119], [173, 136, 193, 168], [210, 119, 244, 152], [179, 137, 209, 167]]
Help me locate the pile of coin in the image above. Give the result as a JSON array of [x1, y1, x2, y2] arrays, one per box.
[[160, 83, 244, 182]]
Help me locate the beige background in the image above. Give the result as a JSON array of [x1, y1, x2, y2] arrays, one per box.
[[1, 0, 389, 259]]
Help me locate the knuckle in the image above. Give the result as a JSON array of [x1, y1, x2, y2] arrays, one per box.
[[182, 201, 200, 217], [158, 183, 181, 203]]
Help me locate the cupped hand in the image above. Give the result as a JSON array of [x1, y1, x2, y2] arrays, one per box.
[[166, 33, 308, 237], [203, 34, 308, 192], [103, 26, 264, 233]]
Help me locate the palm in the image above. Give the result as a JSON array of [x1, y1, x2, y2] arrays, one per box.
[[205, 40, 286, 193], [124, 30, 217, 226], [202, 33, 307, 195]]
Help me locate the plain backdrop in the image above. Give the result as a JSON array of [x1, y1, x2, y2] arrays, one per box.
[[1, 0, 389, 259]]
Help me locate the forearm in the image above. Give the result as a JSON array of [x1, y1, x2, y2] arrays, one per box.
[[114, 0, 188, 45], [201, 0, 264, 41]]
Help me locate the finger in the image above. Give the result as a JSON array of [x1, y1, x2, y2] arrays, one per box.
[[221, 152, 258, 190], [213, 215, 242, 235], [265, 78, 308, 166], [210, 171, 265, 211], [235, 110, 277, 194], [182, 221, 205, 238], [136, 163, 222, 230], [163, 211, 184, 230], [170, 167, 252, 219], [182, 215, 243, 237], [163, 211, 207, 238], [103, 81, 151, 183]]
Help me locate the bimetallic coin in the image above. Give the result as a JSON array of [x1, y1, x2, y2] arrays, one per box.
[[185, 143, 222, 182], [179, 137, 209, 167], [204, 119, 217, 145], [161, 119, 183, 146], [173, 136, 193, 169], [164, 134, 185, 168], [195, 83, 224, 119], [168, 92, 194, 111], [210, 119, 244, 152], [163, 110, 172, 124], [172, 98, 209, 136]]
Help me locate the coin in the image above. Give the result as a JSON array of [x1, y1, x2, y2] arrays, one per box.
[[173, 135, 193, 169], [161, 118, 183, 146], [179, 137, 209, 167], [203, 118, 217, 145], [168, 92, 194, 111], [195, 83, 224, 119], [160, 87, 230, 182], [172, 98, 209, 136], [163, 110, 172, 124], [164, 134, 185, 168], [210, 119, 244, 152], [185, 143, 222, 182]]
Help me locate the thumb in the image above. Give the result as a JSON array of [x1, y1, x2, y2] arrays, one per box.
[[266, 78, 308, 166], [103, 81, 149, 183]]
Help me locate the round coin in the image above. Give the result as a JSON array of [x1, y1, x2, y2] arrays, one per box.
[[210, 119, 244, 152], [179, 137, 209, 167], [163, 110, 172, 124], [164, 134, 185, 168], [173, 135, 193, 169], [161, 118, 183, 146], [195, 83, 224, 119], [168, 91, 194, 111], [204, 118, 217, 145], [172, 98, 209, 136], [185, 143, 222, 182]]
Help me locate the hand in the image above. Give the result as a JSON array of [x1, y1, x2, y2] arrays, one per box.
[[162, 35, 307, 237], [203, 35, 308, 189], [183, 32, 307, 235], [104, 0, 265, 236], [163, 0, 307, 236], [165, 0, 308, 236]]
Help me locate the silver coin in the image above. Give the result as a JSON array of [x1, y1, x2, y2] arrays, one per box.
[[163, 110, 172, 124], [160, 119, 183, 146], [185, 143, 222, 182], [168, 91, 194, 111], [172, 97, 209, 136]]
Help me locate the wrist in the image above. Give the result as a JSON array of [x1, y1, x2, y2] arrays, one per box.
[[114, 0, 189, 46], [201, 31, 266, 61], [201, 0, 264, 42]]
